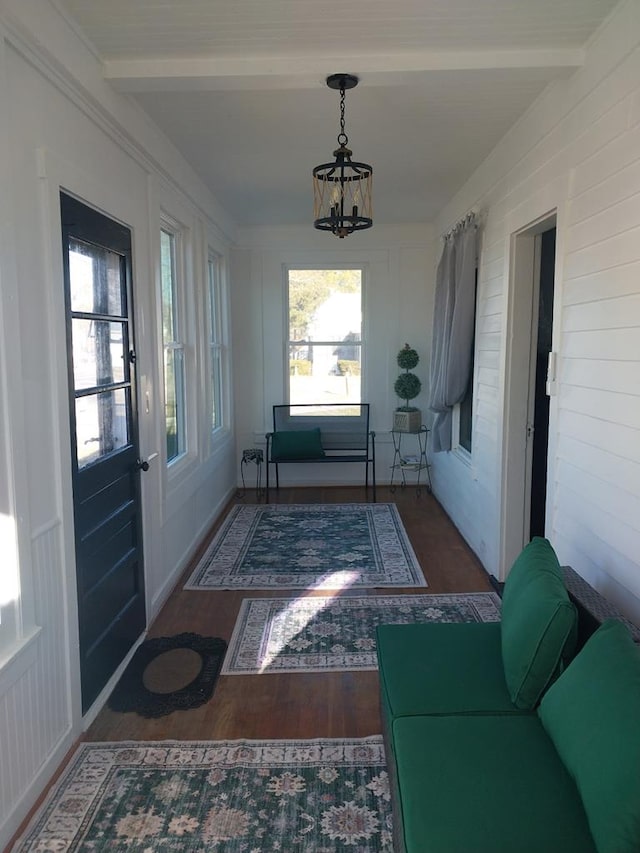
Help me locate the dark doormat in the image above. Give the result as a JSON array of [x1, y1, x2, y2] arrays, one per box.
[[107, 633, 227, 718]]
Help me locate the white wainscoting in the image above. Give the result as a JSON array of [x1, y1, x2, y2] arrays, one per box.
[[0, 519, 75, 847]]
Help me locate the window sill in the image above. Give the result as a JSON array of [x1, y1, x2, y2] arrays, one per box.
[[453, 445, 472, 465], [210, 425, 232, 456], [0, 625, 42, 697], [167, 449, 199, 487]]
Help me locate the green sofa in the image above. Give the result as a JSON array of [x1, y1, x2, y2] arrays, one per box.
[[377, 537, 640, 853]]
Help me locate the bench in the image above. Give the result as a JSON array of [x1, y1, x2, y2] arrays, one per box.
[[377, 538, 640, 853], [265, 403, 376, 501]]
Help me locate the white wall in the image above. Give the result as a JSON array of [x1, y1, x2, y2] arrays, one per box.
[[0, 2, 237, 847], [231, 223, 434, 486], [430, 0, 640, 620]]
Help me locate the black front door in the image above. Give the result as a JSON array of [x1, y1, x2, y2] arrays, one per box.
[[61, 193, 146, 712]]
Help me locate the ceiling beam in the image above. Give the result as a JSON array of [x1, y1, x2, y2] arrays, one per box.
[[104, 49, 584, 93]]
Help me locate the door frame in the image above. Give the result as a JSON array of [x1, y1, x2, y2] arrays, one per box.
[[38, 148, 156, 728], [522, 226, 548, 538], [61, 192, 146, 714], [499, 197, 565, 581]]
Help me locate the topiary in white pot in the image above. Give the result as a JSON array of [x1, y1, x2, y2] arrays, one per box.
[[393, 343, 422, 432]]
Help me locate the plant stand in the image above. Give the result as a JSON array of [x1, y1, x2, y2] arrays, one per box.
[[390, 425, 432, 496], [239, 447, 264, 500]]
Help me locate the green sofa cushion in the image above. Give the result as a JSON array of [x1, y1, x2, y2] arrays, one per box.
[[392, 714, 597, 853], [501, 537, 577, 709], [377, 622, 527, 717], [538, 619, 640, 853], [270, 428, 325, 460]]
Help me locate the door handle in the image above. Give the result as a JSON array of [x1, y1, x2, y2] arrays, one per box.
[[135, 452, 158, 472]]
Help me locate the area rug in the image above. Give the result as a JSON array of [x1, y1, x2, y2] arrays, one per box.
[[184, 503, 426, 590], [107, 633, 227, 718], [14, 737, 393, 852], [222, 592, 502, 674]]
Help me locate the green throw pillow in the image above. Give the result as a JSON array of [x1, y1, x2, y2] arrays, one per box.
[[270, 428, 325, 461], [501, 537, 577, 709], [539, 619, 640, 853]]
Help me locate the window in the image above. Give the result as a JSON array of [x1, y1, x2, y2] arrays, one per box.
[[207, 251, 224, 435], [457, 267, 478, 453], [0, 305, 37, 667], [160, 226, 186, 463], [0, 512, 19, 660], [287, 268, 363, 409], [458, 366, 473, 452]]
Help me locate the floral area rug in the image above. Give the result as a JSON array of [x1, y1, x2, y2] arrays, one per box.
[[184, 503, 426, 590], [222, 592, 502, 674], [14, 738, 393, 852]]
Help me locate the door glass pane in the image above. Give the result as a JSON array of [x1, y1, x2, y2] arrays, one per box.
[[69, 239, 124, 316], [75, 388, 129, 468], [72, 319, 126, 390]]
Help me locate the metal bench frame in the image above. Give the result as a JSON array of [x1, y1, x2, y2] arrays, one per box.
[[265, 403, 376, 501]]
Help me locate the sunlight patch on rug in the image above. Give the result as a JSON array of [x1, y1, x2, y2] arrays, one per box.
[[222, 592, 502, 674], [184, 503, 426, 590], [14, 738, 393, 852]]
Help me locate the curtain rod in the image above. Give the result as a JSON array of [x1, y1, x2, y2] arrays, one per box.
[[442, 210, 477, 239]]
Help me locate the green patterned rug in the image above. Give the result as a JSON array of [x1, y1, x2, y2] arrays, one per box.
[[15, 738, 392, 852], [222, 592, 502, 674], [185, 503, 426, 590]]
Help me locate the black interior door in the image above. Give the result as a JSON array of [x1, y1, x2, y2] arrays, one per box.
[[60, 193, 146, 713]]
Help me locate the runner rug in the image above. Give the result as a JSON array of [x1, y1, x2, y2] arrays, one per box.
[[185, 503, 426, 590], [222, 592, 502, 674], [14, 738, 393, 852]]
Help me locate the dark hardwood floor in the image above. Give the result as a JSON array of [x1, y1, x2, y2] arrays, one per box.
[[86, 485, 493, 743], [4, 485, 494, 852]]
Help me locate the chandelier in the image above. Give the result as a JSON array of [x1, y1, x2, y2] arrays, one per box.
[[313, 74, 373, 238]]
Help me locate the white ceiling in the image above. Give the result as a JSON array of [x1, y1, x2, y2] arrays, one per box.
[[58, 0, 619, 227]]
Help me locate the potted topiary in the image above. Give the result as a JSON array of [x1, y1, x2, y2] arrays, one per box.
[[393, 343, 422, 432]]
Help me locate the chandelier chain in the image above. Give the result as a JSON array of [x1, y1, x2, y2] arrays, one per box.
[[338, 84, 348, 146]]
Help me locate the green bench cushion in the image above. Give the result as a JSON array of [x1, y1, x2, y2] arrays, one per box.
[[501, 537, 577, 709], [377, 622, 527, 717], [270, 428, 325, 460], [539, 619, 640, 853], [392, 714, 597, 853]]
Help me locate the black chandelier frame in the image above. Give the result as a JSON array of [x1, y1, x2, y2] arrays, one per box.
[[313, 73, 373, 238]]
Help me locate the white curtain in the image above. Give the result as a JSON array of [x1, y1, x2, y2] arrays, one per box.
[[428, 218, 477, 452]]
